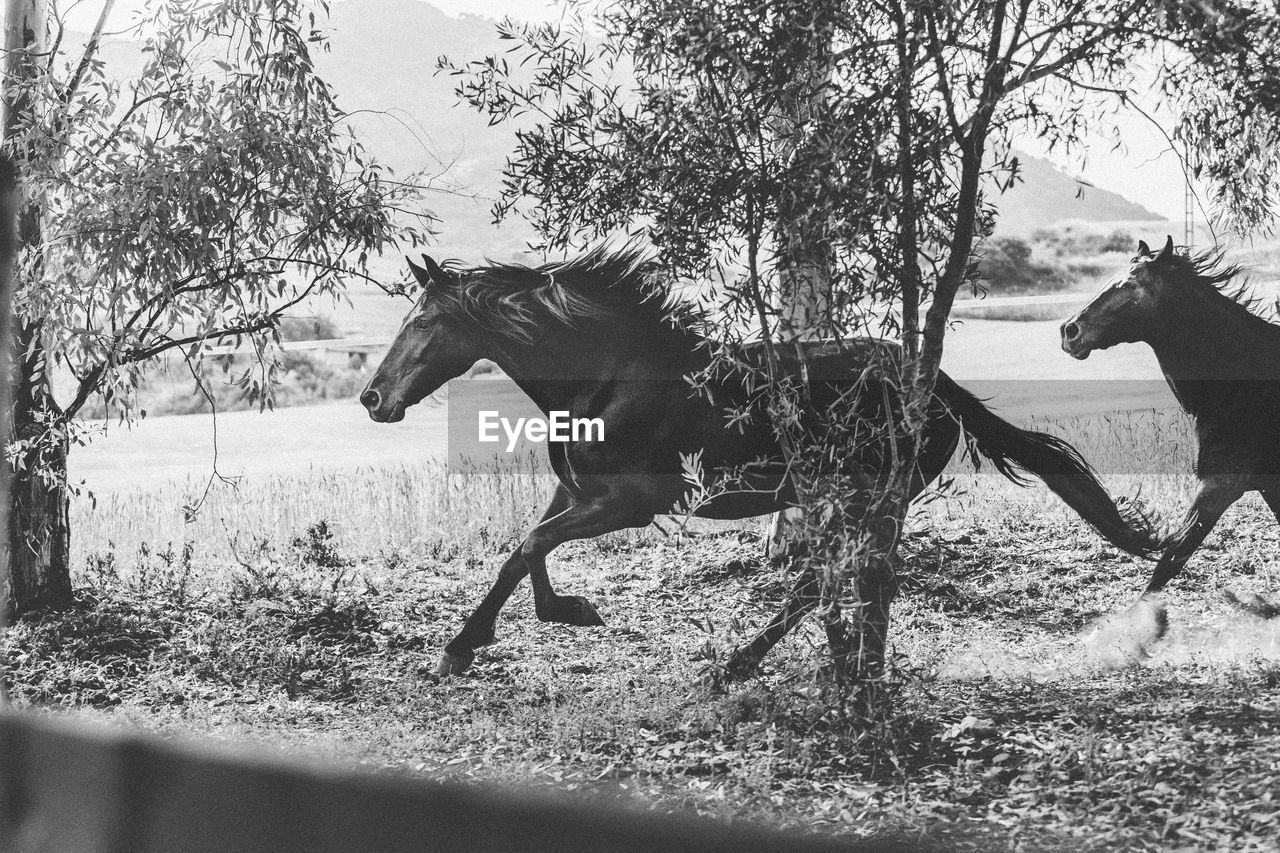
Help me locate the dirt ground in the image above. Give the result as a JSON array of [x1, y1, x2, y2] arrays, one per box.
[[6, 478, 1279, 851]]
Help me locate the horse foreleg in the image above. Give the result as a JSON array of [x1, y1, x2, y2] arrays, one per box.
[[724, 567, 819, 680], [521, 489, 654, 627], [1084, 481, 1241, 664], [1146, 478, 1243, 594], [1221, 487, 1280, 619], [438, 485, 574, 676]]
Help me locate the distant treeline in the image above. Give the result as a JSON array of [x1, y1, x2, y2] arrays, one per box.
[[977, 225, 1135, 296]]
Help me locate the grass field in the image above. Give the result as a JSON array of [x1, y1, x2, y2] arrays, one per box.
[[7, 394, 1280, 851]]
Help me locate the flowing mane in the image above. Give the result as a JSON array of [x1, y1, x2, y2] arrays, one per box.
[[436, 244, 699, 345], [1162, 249, 1278, 324]]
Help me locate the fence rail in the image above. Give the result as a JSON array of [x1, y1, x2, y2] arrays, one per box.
[[0, 712, 903, 853]]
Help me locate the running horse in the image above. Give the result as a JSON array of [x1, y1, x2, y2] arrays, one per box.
[[362, 247, 1160, 677], [1061, 237, 1280, 625]]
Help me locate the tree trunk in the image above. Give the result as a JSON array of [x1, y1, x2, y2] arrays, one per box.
[[824, 512, 899, 702], [766, 6, 835, 563], [6, 349, 70, 617], [2, 0, 71, 618], [0, 152, 16, 656], [5, 437, 70, 616]]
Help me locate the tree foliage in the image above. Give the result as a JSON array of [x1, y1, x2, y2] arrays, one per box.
[[1, 0, 430, 615], [6, 0, 429, 436]]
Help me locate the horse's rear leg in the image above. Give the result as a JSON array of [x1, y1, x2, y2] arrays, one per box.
[[724, 567, 818, 680], [438, 485, 574, 676]]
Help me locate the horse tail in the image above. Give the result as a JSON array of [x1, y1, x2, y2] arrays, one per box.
[[933, 373, 1161, 558]]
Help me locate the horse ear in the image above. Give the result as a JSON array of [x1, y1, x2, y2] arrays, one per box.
[[1156, 235, 1175, 262], [406, 254, 448, 289], [1136, 240, 1151, 257], [421, 254, 450, 284], [405, 256, 429, 288]]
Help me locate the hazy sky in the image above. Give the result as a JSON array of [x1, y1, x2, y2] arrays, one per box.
[[64, 0, 1193, 224], [382, 1, 1193, 225]]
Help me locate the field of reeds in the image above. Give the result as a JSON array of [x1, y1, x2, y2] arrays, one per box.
[[5, 405, 1279, 851]]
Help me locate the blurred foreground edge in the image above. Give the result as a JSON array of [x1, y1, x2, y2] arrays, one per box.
[[0, 712, 929, 853]]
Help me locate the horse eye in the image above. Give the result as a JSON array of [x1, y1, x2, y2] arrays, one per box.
[[412, 314, 434, 330]]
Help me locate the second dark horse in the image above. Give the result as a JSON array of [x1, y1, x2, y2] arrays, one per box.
[[1062, 237, 1280, 617], [362, 248, 1159, 677]]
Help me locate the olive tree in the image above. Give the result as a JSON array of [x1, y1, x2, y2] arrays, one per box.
[[1, 0, 430, 617]]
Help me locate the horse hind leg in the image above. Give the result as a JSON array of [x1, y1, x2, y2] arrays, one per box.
[[723, 567, 819, 681]]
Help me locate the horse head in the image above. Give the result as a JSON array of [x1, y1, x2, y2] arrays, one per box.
[[1060, 236, 1178, 359], [360, 255, 485, 422]]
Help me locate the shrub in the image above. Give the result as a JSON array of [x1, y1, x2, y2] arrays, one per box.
[[974, 237, 1066, 295], [1030, 223, 1135, 257], [80, 314, 367, 418], [279, 314, 341, 342]]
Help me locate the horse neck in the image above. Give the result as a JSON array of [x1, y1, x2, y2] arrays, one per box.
[[1147, 297, 1280, 415], [483, 326, 671, 414]]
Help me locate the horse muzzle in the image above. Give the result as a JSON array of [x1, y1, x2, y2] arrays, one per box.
[[360, 388, 406, 423], [1059, 320, 1092, 360]]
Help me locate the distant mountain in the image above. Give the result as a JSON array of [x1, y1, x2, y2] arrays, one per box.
[[318, 1, 1166, 248], [992, 153, 1166, 235], [321, 0, 538, 261], [93, 0, 1165, 260]]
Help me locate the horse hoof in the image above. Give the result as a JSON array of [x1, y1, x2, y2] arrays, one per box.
[[1083, 596, 1167, 668], [576, 597, 606, 627], [723, 652, 760, 682], [538, 596, 606, 627], [436, 650, 475, 677]]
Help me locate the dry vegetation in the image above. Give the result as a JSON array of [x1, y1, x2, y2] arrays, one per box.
[[954, 224, 1280, 323], [4, 409, 1280, 851]]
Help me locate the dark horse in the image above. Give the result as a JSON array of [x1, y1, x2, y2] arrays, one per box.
[[1062, 236, 1280, 614], [363, 247, 1159, 677]]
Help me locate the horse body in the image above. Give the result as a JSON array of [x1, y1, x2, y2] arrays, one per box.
[[494, 332, 961, 520], [1061, 236, 1280, 599], [364, 249, 1158, 676]]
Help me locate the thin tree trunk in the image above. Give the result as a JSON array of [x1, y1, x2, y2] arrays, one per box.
[[3, 0, 72, 617], [0, 154, 17, 684], [822, 0, 924, 692], [825, 0, 1015, 693], [6, 324, 70, 616], [766, 6, 835, 563]]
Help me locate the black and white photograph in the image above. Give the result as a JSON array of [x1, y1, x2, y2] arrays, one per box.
[[1, 0, 1278, 850]]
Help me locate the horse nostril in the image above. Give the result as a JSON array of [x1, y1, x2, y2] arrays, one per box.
[[360, 388, 381, 410], [1062, 322, 1081, 341]]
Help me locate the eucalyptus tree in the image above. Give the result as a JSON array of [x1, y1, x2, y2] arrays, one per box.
[[449, 0, 1277, 696], [0, 0, 430, 617]]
